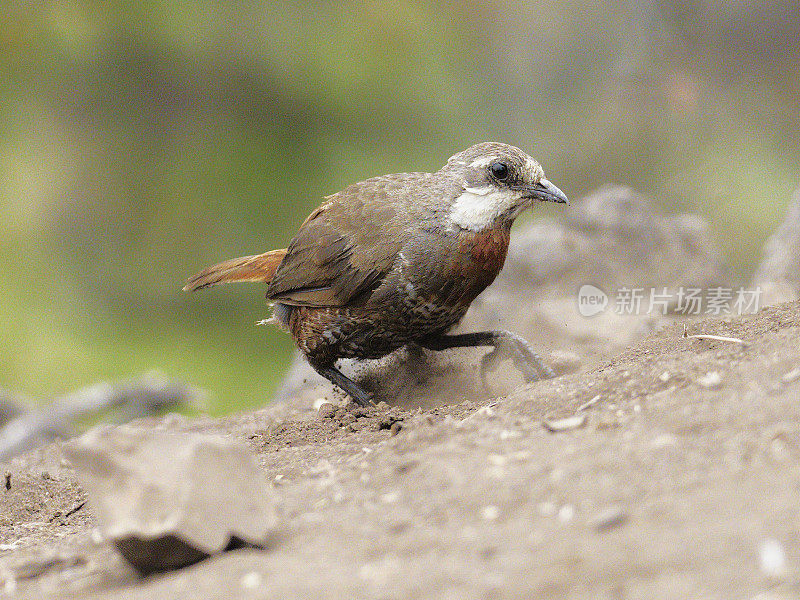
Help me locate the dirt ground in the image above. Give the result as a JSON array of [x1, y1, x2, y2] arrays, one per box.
[[0, 300, 798, 599]]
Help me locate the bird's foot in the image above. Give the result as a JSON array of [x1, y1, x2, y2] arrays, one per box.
[[479, 336, 555, 388]]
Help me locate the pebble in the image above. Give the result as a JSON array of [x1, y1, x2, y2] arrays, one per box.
[[475, 405, 496, 418], [577, 395, 601, 412], [651, 433, 678, 449], [558, 504, 575, 523], [240, 571, 264, 590], [781, 368, 800, 384], [380, 491, 400, 504], [481, 505, 500, 521], [697, 371, 722, 389], [90, 528, 104, 544], [591, 506, 628, 531], [543, 414, 587, 433], [759, 539, 786, 578]]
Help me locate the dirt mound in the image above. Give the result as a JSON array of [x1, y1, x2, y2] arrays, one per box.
[[1, 301, 799, 598]]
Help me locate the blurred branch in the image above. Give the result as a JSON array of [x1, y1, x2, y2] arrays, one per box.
[[0, 373, 205, 462]]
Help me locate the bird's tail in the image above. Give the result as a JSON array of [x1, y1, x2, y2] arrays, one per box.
[[183, 249, 288, 292]]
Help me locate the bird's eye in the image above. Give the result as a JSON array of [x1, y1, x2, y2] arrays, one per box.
[[490, 161, 509, 181]]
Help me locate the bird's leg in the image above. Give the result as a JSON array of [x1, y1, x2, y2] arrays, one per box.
[[419, 331, 555, 384], [313, 364, 375, 407]]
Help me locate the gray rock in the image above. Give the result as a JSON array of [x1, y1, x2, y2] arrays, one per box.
[[64, 426, 277, 574], [0, 374, 200, 462], [752, 187, 800, 306]]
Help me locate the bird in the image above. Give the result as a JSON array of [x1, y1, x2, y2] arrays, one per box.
[[184, 142, 568, 406]]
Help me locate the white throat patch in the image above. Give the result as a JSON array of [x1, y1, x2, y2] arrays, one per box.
[[449, 186, 522, 231]]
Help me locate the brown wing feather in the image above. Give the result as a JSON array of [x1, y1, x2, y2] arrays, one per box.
[[265, 181, 406, 307], [183, 249, 287, 291]]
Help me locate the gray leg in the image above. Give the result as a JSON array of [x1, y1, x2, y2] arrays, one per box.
[[314, 364, 375, 407]]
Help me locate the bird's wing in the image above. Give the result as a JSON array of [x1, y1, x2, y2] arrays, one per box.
[[266, 181, 407, 307]]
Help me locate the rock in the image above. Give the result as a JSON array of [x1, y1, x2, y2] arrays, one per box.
[[590, 505, 628, 532], [273, 187, 727, 409], [758, 538, 787, 578], [542, 414, 587, 432], [752, 187, 800, 306], [697, 371, 722, 389], [63, 426, 277, 575], [0, 374, 200, 462]]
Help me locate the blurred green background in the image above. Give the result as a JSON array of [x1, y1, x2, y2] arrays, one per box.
[[1, 1, 798, 414]]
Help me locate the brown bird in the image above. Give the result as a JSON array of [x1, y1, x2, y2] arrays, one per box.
[[184, 142, 568, 406]]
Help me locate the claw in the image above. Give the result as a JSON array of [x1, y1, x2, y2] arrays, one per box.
[[479, 347, 504, 389], [513, 339, 556, 380], [479, 338, 555, 391], [511, 352, 543, 382]]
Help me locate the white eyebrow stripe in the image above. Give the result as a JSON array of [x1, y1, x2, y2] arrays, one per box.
[[468, 156, 500, 168], [463, 185, 493, 195]]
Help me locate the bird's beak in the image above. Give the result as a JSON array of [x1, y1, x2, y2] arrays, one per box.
[[524, 177, 569, 205]]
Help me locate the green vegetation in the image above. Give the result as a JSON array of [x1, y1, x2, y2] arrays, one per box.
[[1, 2, 798, 413]]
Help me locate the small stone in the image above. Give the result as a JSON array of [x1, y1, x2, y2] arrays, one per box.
[[577, 395, 600, 412], [488, 454, 507, 467], [651, 433, 678, 449], [312, 398, 328, 411], [389, 422, 402, 436], [770, 437, 790, 462], [317, 403, 336, 419], [591, 506, 628, 531], [380, 491, 400, 504], [558, 505, 575, 523], [90, 528, 104, 544], [477, 406, 495, 418], [781, 368, 800, 384], [240, 571, 264, 589], [759, 539, 786, 578], [543, 414, 587, 433], [697, 371, 722, 389], [658, 371, 671, 383], [481, 505, 500, 521]]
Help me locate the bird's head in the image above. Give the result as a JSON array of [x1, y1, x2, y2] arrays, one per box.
[[442, 142, 568, 231]]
